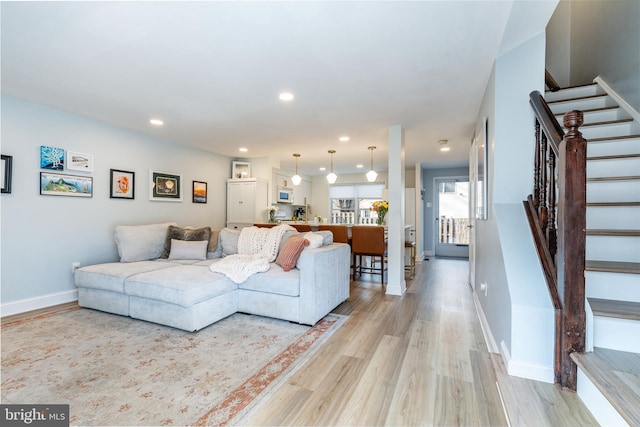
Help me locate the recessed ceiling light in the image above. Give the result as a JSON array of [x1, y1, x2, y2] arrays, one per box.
[[319, 167, 326, 171], [339, 136, 350, 142], [279, 92, 294, 101], [149, 119, 164, 126], [356, 164, 364, 168], [239, 147, 248, 153]]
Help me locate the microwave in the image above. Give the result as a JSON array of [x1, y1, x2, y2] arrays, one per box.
[[277, 187, 294, 204]]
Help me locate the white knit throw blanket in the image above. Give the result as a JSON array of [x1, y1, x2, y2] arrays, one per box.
[[237, 224, 294, 262], [209, 225, 295, 284]]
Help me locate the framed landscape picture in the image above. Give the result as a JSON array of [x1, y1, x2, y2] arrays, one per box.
[[110, 169, 135, 199], [192, 181, 207, 203], [40, 172, 93, 197], [149, 169, 182, 201]]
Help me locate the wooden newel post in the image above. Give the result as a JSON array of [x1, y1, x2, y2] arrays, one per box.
[[557, 110, 587, 391]]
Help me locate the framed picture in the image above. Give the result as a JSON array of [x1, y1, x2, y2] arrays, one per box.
[[475, 118, 488, 220], [1, 155, 13, 194], [40, 146, 64, 170], [192, 181, 207, 203], [149, 169, 182, 201], [232, 161, 251, 179], [110, 169, 135, 199], [67, 151, 93, 172], [40, 172, 93, 197]]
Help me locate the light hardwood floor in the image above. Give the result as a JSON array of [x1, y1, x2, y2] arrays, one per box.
[[242, 257, 599, 426]]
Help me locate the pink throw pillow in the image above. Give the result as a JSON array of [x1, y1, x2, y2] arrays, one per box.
[[275, 236, 309, 271]]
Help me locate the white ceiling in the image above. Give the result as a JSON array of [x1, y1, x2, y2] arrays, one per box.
[[1, 1, 517, 177]]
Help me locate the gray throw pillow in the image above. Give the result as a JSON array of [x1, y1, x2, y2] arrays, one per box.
[[220, 228, 241, 256], [160, 225, 212, 259]]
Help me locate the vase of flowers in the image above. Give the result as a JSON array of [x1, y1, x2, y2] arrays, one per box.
[[372, 200, 388, 225], [266, 206, 278, 223]]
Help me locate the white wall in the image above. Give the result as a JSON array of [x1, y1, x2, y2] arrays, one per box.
[[570, 0, 640, 112], [1, 96, 230, 313], [474, 31, 556, 382], [545, 0, 571, 87]]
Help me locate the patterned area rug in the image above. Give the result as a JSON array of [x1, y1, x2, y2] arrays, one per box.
[[1, 307, 346, 426]]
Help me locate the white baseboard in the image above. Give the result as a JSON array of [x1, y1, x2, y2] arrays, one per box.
[[472, 291, 499, 353], [1, 289, 78, 317], [500, 340, 554, 383], [594, 75, 640, 124], [424, 250, 435, 257]]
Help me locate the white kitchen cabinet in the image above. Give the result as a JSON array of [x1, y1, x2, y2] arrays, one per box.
[[226, 178, 268, 229], [293, 179, 311, 206]]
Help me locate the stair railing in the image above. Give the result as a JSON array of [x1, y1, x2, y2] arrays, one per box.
[[524, 91, 587, 391], [545, 69, 561, 92]]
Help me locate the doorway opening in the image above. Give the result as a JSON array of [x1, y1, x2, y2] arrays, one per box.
[[435, 178, 470, 258]]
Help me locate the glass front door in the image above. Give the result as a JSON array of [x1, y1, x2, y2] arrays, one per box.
[[435, 178, 470, 258]]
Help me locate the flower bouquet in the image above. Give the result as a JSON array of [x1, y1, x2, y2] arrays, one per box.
[[372, 200, 388, 225], [266, 206, 278, 223]]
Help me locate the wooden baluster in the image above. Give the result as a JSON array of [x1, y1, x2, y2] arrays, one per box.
[[540, 133, 548, 234], [534, 119, 541, 209], [548, 150, 557, 260]]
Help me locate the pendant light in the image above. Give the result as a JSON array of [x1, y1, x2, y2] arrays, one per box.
[[366, 146, 378, 182], [291, 153, 302, 186], [326, 150, 337, 184]]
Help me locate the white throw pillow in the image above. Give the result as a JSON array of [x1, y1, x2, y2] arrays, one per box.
[[168, 239, 208, 261], [303, 232, 325, 249]]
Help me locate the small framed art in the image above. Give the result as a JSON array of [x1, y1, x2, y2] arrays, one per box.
[[40, 172, 93, 197], [149, 169, 182, 201], [232, 161, 251, 179], [67, 151, 93, 172], [1, 155, 13, 194], [40, 146, 64, 170], [110, 169, 135, 199], [193, 181, 207, 203]]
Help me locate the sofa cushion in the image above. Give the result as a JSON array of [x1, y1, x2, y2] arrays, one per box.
[[275, 236, 309, 271], [314, 230, 334, 245], [75, 261, 175, 293], [168, 239, 208, 261], [278, 229, 300, 252], [160, 225, 211, 259], [124, 265, 235, 308], [238, 263, 300, 296], [208, 229, 220, 253], [220, 228, 241, 256], [302, 232, 324, 249], [114, 222, 177, 262]]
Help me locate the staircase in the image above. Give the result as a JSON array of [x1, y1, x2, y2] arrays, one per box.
[[545, 83, 640, 426]]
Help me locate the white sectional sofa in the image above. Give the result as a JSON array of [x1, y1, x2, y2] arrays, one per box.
[[75, 223, 351, 331]]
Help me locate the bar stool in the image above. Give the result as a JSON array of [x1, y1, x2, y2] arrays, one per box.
[[404, 240, 416, 278], [291, 224, 312, 232], [351, 225, 386, 284], [317, 225, 350, 245]]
